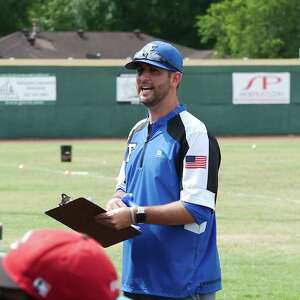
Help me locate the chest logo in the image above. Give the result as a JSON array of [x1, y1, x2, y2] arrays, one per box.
[[155, 149, 163, 157], [126, 143, 137, 162]]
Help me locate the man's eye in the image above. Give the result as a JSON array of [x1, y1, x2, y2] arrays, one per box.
[[137, 68, 144, 75], [150, 67, 160, 73]]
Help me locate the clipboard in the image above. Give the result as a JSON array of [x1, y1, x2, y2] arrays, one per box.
[[45, 194, 141, 247]]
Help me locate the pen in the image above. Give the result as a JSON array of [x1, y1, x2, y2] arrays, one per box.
[[122, 193, 135, 207]]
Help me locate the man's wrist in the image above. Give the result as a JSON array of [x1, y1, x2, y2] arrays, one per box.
[[128, 206, 147, 225], [135, 206, 146, 224], [129, 207, 136, 224]]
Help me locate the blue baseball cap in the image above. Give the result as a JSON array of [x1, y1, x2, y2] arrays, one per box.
[[125, 41, 183, 73]]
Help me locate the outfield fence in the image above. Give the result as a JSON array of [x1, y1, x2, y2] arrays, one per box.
[[0, 59, 299, 138]]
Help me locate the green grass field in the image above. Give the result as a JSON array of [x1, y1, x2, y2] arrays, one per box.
[[1, 137, 299, 299]]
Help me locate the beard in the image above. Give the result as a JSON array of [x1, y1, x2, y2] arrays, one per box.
[[138, 80, 171, 108]]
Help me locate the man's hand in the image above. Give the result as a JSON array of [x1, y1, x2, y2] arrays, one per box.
[[95, 207, 133, 230], [106, 196, 127, 211]]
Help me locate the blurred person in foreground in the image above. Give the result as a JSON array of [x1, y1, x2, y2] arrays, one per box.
[[96, 41, 222, 300], [0, 228, 129, 300]]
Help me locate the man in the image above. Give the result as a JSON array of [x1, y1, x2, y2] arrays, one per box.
[[96, 41, 222, 300], [0, 228, 128, 300]]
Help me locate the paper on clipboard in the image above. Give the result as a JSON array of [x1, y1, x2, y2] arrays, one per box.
[[45, 195, 141, 248]]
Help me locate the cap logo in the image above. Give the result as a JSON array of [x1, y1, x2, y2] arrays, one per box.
[[33, 277, 51, 297], [110, 279, 119, 292], [126, 41, 183, 73], [142, 44, 160, 60]]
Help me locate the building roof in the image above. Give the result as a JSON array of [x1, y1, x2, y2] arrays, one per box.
[[0, 31, 213, 59]]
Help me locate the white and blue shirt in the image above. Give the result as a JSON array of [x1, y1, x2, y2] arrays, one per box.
[[116, 105, 222, 298]]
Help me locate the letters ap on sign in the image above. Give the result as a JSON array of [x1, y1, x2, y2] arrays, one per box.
[[232, 72, 290, 104]]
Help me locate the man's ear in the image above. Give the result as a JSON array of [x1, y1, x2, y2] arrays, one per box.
[[171, 72, 182, 88]]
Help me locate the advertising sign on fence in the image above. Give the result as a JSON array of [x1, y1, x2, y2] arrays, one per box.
[[0, 74, 56, 104], [116, 74, 139, 104], [232, 72, 290, 104]]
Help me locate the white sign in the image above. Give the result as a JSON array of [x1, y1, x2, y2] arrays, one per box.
[[232, 72, 290, 104], [0, 75, 56, 103], [116, 74, 139, 104]]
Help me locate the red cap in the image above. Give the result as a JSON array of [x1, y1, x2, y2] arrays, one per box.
[[0, 229, 120, 300]]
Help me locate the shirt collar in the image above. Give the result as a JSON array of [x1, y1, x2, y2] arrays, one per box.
[[148, 104, 186, 131]]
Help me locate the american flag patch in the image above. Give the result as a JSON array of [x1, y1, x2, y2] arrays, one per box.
[[185, 155, 207, 169]]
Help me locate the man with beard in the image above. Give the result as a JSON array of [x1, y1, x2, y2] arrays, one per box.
[[96, 41, 222, 300]]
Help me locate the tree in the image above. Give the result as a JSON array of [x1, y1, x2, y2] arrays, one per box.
[[197, 0, 300, 58], [0, 0, 32, 37], [99, 0, 221, 49], [27, 0, 221, 49], [28, 0, 103, 31]]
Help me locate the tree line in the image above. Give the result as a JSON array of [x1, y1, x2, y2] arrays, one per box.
[[0, 0, 299, 58]]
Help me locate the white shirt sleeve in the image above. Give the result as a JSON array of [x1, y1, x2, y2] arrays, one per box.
[[179, 118, 216, 210], [115, 161, 126, 192]]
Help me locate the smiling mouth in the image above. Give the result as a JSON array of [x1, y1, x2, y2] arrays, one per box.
[[141, 87, 153, 91]]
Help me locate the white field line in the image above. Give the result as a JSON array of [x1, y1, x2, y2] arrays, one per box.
[[3, 163, 117, 180], [4, 163, 299, 203]]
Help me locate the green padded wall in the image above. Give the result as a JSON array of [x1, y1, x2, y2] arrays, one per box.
[[0, 61, 299, 138]]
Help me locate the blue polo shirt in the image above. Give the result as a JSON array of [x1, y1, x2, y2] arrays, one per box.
[[116, 105, 221, 298]]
